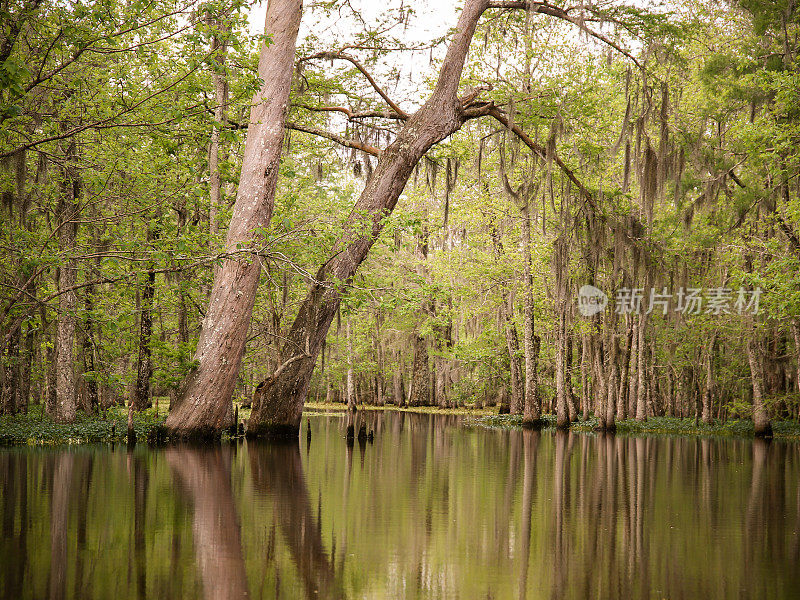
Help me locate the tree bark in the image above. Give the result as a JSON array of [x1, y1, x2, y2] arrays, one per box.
[[165, 0, 303, 438], [520, 204, 542, 427], [393, 349, 406, 406], [131, 226, 158, 412], [408, 333, 430, 406], [603, 325, 617, 432], [701, 332, 716, 424], [746, 332, 773, 438], [555, 310, 569, 428], [634, 311, 648, 422], [208, 8, 230, 240], [505, 309, 524, 415], [248, 0, 492, 436], [52, 150, 79, 423], [346, 318, 356, 411], [617, 315, 634, 421]]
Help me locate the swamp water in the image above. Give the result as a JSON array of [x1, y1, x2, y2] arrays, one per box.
[[1, 411, 799, 599]]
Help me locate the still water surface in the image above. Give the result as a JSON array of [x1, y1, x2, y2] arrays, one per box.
[[1, 412, 799, 599]]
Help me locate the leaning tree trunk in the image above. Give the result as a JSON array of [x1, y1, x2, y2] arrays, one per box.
[[248, 0, 492, 437], [164, 0, 303, 438]]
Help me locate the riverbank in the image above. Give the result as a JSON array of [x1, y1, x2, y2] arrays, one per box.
[[477, 413, 800, 440], [2, 402, 799, 445]]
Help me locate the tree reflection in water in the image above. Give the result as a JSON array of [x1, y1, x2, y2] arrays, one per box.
[[1, 413, 799, 599]]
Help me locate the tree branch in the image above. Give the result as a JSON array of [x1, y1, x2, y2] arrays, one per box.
[[292, 103, 406, 121], [286, 122, 381, 156], [486, 0, 642, 69], [300, 51, 409, 118]]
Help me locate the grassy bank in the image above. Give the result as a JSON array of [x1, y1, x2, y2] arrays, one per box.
[[0, 404, 168, 446], [476, 414, 800, 440], [2, 402, 799, 445]]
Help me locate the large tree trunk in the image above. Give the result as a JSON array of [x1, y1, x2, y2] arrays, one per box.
[[165, 0, 303, 438], [248, 0, 492, 436]]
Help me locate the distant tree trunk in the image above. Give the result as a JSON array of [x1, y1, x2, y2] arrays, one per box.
[[634, 311, 648, 422], [2, 330, 19, 415], [247, 0, 498, 436], [617, 316, 634, 420], [602, 326, 617, 432], [565, 331, 578, 421], [80, 286, 99, 414], [592, 322, 606, 424], [393, 350, 406, 406], [746, 332, 773, 438], [53, 145, 79, 423], [131, 226, 158, 412], [44, 309, 57, 414], [555, 310, 569, 428], [18, 324, 33, 413], [505, 308, 524, 415], [792, 319, 800, 394], [553, 236, 570, 428], [346, 319, 356, 411], [580, 332, 590, 420], [521, 204, 542, 427], [375, 319, 385, 405], [207, 8, 230, 240], [165, 0, 303, 438], [701, 332, 716, 424], [409, 334, 429, 407], [627, 314, 639, 417]]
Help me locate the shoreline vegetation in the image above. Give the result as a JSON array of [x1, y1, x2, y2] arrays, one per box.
[[2, 401, 799, 447]]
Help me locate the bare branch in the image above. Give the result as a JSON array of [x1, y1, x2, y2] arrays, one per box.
[[286, 122, 381, 156], [486, 0, 643, 69], [292, 103, 406, 121], [300, 51, 409, 118]]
